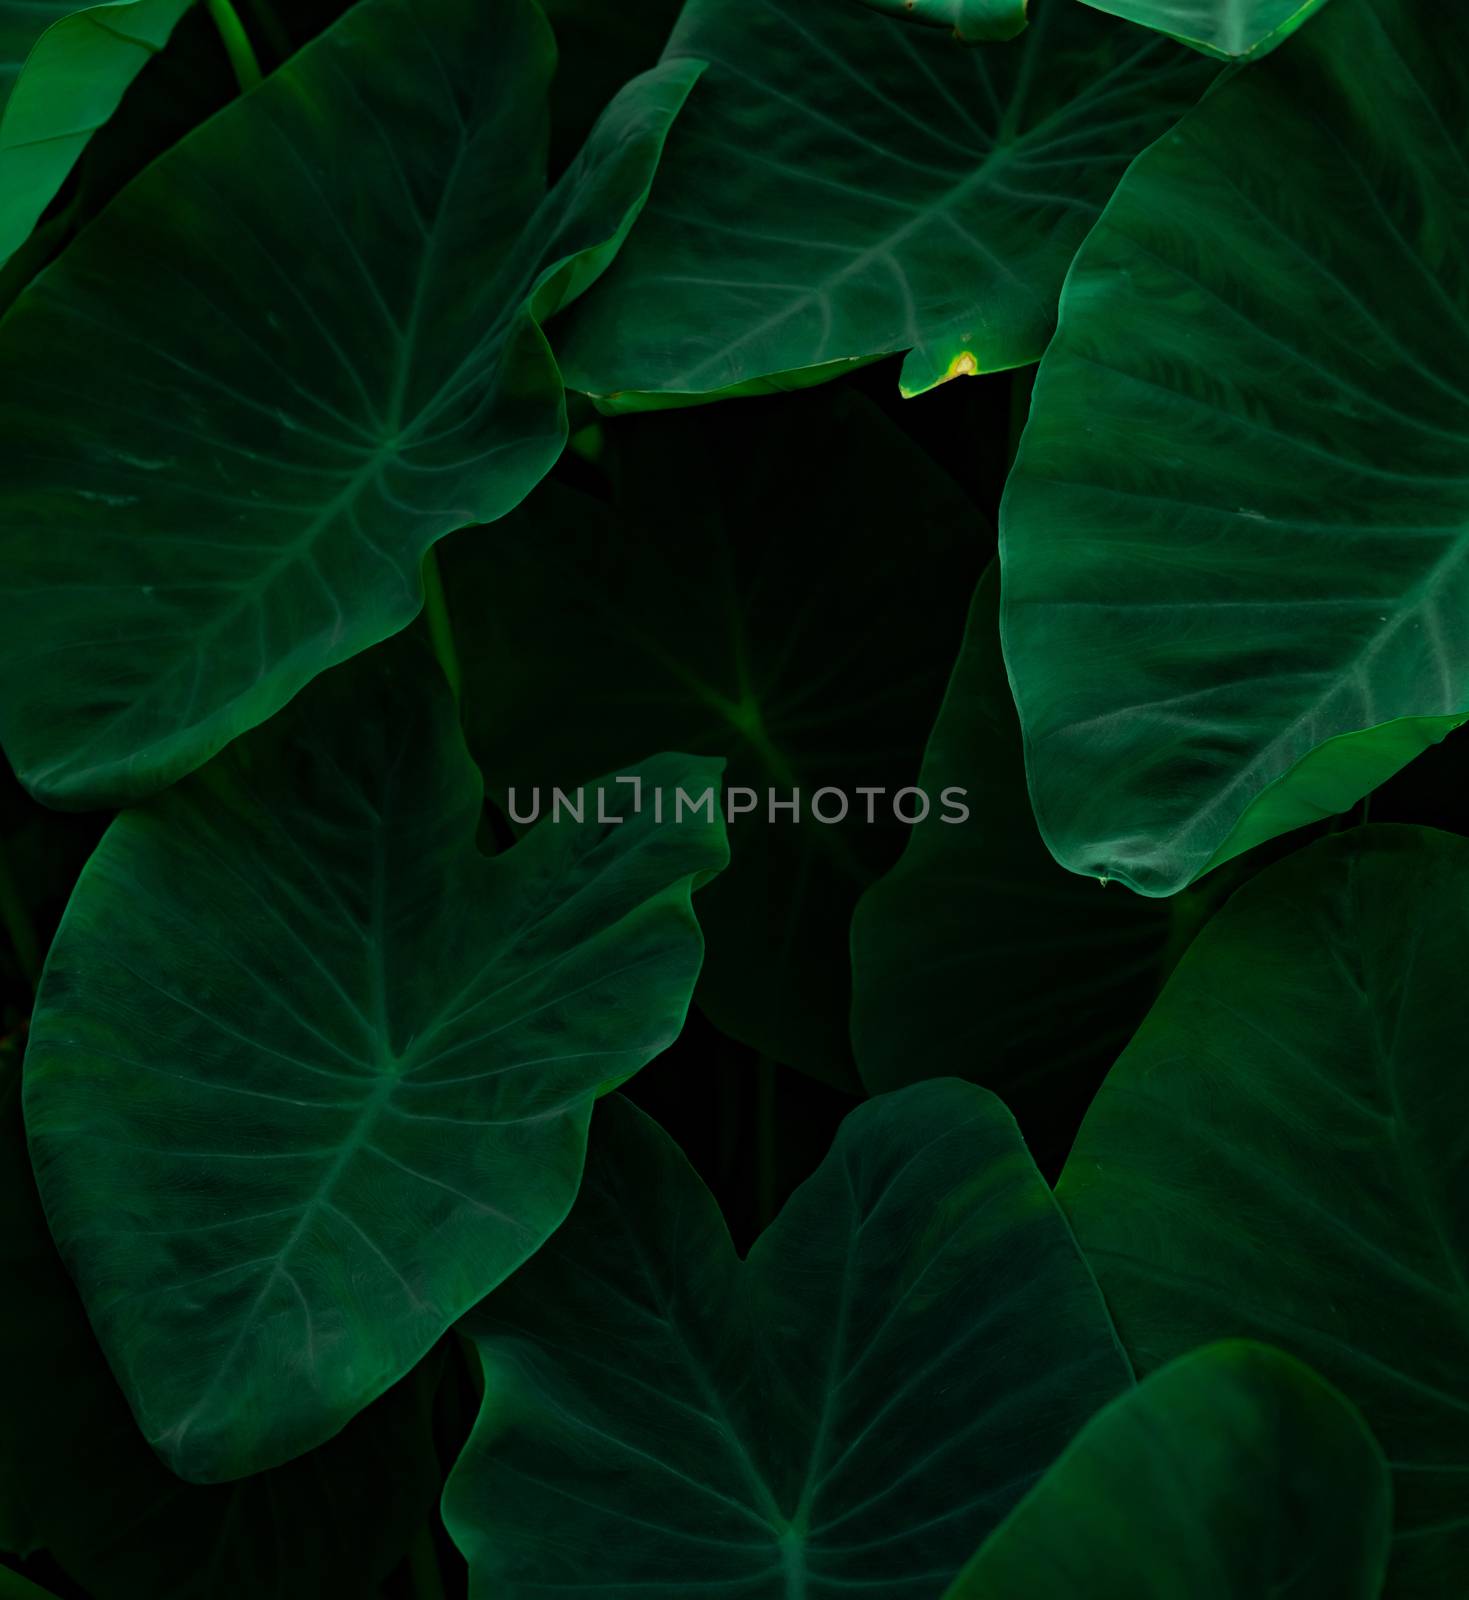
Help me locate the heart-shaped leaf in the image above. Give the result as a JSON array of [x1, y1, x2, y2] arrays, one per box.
[[1001, 0, 1469, 896], [23, 640, 727, 1482], [445, 1080, 1131, 1598], [556, 0, 1215, 407], [947, 1342, 1391, 1599], [1059, 825, 1469, 1594], [0, 1069, 445, 1600], [0, 1, 192, 267], [0, 0, 701, 809], [1077, 0, 1333, 58], [446, 390, 980, 1085], [855, 0, 1028, 42]]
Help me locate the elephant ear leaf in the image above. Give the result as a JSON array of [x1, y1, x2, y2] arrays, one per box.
[[0, 0, 701, 809], [556, 0, 1215, 408], [947, 1342, 1392, 1600], [445, 1080, 1131, 1598], [854, 0, 1028, 42], [0, 1, 193, 267], [23, 639, 728, 1483], [1059, 825, 1469, 1595], [1002, 0, 1469, 896], [1076, 0, 1334, 58]]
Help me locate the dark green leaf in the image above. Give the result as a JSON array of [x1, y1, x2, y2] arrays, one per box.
[[556, 0, 1214, 407], [855, 0, 1028, 42], [0, 0, 700, 808], [1002, 0, 1469, 896], [0, 1, 192, 266], [947, 1342, 1391, 1599], [24, 640, 727, 1481], [445, 1080, 1131, 1598], [1077, 0, 1333, 58], [1059, 825, 1469, 1594], [445, 390, 980, 1084], [0, 1066, 445, 1600]]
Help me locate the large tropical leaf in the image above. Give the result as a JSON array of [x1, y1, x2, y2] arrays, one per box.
[[947, 1342, 1391, 1599], [0, 1, 192, 266], [1002, 0, 1469, 897], [0, 0, 700, 809], [445, 1081, 1131, 1598], [556, 0, 1214, 407], [852, 563, 1242, 1151], [1059, 826, 1469, 1595], [1077, 0, 1333, 57], [23, 640, 727, 1482], [855, 0, 1028, 41], [0, 1068, 445, 1599], [445, 390, 980, 1085]]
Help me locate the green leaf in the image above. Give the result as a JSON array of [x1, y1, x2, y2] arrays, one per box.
[[0, 1, 193, 266], [0, 0, 701, 810], [947, 1342, 1391, 1599], [444, 390, 980, 1085], [1058, 825, 1469, 1595], [1001, 0, 1469, 897], [854, 0, 1028, 42], [0, 1068, 446, 1599], [1077, 0, 1332, 58], [555, 0, 1215, 408], [23, 640, 728, 1482], [852, 562, 1235, 1132], [445, 1080, 1132, 1598]]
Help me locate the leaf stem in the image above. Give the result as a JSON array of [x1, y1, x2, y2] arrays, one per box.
[[407, 1524, 446, 1600], [206, 0, 263, 93], [0, 837, 39, 995], [420, 546, 462, 705], [243, 0, 292, 62]]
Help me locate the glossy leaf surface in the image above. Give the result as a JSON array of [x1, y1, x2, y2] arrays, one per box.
[[1003, 0, 1469, 895], [1061, 826, 1469, 1594], [0, 1, 192, 266], [24, 642, 727, 1481], [948, 1342, 1391, 1599], [0, 0, 699, 808], [446, 1081, 1131, 1598], [1077, 0, 1332, 57], [557, 0, 1214, 406], [856, 0, 1028, 41]]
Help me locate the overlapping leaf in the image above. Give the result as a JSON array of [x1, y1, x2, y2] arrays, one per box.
[[0, 1070, 444, 1599], [856, 0, 1028, 41], [24, 641, 727, 1481], [0, 1, 192, 266], [445, 1081, 1131, 1598], [947, 1342, 1391, 1599], [1002, 0, 1469, 896], [445, 390, 979, 1084], [0, 0, 700, 808], [557, 0, 1215, 406], [1077, 0, 1333, 58], [1060, 826, 1469, 1594]]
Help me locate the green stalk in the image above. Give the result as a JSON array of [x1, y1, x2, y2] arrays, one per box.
[[0, 837, 39, 994], [244, 0, 292, 62], [407, 1524, 446, 1600], [206, 0, 262, 93], [420, 547, 462, 706]]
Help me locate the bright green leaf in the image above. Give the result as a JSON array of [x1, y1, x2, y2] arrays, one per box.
[[23, 640, 727, 1482], [947, 1341, 1391, 1599], [444, 390, 979, 1085], [1002, 0, 1469, 896], [1077, 0, 1332, 58], [0, 1068, 445, 1599], [445, 1080, 1131, 1598], [0, 0, 701, 809], [1059, 825, 1469, 1594], [0, 1, 192, 265], [555, 0, 1215, 408], [855, 0, 1028, 42]]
